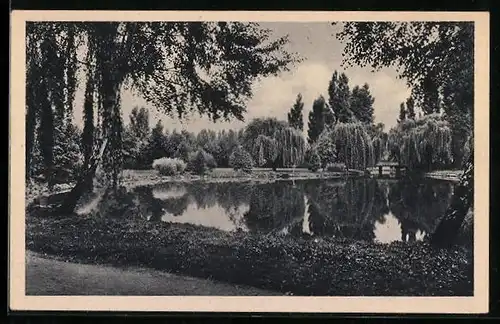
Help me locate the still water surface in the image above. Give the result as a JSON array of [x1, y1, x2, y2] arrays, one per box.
[[131, 178, 455, 244]]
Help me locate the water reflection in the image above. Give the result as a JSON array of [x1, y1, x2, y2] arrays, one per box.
[[129, 178, 455, 244], [243, 181, 306, 234]]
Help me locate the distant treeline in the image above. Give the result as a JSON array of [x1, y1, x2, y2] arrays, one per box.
[[26, 66, 471, 184]]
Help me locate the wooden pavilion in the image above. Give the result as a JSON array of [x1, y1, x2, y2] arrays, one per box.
[[374, 160, 407, 178]]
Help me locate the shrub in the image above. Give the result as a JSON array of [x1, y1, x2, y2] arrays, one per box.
[[204, 151, 218, 169], [229, 145, 254, 173], [152, 157, 187, 176], [316, 130, 337, 168], [305, 147, 322, 172], [187, 149, 211, 175], [326, 163, 347, 172]]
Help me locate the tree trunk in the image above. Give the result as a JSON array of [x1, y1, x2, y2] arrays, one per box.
[[25, 97, 37, 180], [56, 138, 108, 215], [39, 88, 54, 190], [430, 151, 473, 248], [82, 51, 95, 170]]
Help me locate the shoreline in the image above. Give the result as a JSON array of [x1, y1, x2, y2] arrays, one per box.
[[26, 213, 473, 296], [27, 168, 462, 204], [423, 170, 463, 182]]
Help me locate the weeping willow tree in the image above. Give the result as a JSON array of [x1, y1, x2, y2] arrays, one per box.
[[251, 134, 278, 168], [241, 117, 287, 168], [366, 123, 388, 163], [323, 122, 375, 171], [241, 118, 305, 169], [26, 22, 298, 213], [387, 114, 453, 172], [371, 135, 387, 163], [274, 127, 306, 168]]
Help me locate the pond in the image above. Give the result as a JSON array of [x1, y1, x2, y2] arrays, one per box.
[[130, 178, 456, 244]]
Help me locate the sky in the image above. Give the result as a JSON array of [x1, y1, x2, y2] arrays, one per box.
[[72, 22, 412, 134]]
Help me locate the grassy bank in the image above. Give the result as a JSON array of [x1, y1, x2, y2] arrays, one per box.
[[26, 212, 473, 296]]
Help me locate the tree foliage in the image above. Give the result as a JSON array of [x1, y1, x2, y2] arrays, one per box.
[[327, 71, 352, 124], [26, 21, 298, 191], [240, 118, 286, 168], [314, 130, 337, 168], [187, 149, 215, 175], [406, 96, 416, 120], [251, 134, 278, 168], [229, 145, 254, 173], [330, 123, 375, 170], [367, 123, 388, 163], [350, 83, 374, 124], [274, 127, 306, 168], [26, 23, 80, 185], [241, 118, 306, 169], [398, 103, 407, 123], [287, 93, 304, 131], [305, 147, 322, 172], [387, 114, 453, 171], [129, 107, 150, 144], [335, 21, 473, 167], [307, 96, 327, 144]]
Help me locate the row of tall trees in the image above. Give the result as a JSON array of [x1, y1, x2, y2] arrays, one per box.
[[122, 108, 244, 170], [283, 70, 381, 171], [306, 73, 375, 145], [28, 86, 385, 183], [122, 111, 307, 171]]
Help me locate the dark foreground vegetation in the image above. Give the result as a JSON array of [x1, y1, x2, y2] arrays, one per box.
[[26, 211, 473, 296]]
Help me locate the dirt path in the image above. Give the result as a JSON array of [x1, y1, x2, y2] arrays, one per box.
[[25, 251, 282, 296]]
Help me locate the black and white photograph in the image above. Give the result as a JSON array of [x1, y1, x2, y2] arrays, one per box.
[[9, 11, 489, 313]]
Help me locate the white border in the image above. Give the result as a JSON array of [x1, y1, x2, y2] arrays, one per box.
[[9, 10, 490, 314]]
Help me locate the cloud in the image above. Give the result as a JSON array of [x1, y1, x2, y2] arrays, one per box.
[[246, 62, 332, 121]]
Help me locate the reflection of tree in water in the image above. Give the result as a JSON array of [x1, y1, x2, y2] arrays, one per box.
[[208, 182, 252, 212], [188, 183, 218, 209], [138, 181, 255, 229], [243, 181, 306, 234], [132, 186, 164, 221], [132, 185, 190, 221], [185, 182, 253, 229], [388, 179, 453, 238], [304, 179, 389, 241], [161, 195, 190, 216], [213, 182, 253, 229]]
